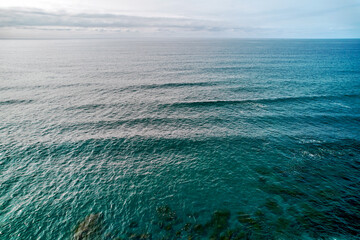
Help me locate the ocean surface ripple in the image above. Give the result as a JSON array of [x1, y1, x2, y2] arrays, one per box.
[[0, 39, 359, 239]]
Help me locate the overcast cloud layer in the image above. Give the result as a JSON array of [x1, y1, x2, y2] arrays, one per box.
[[0, 0, 359, 38]]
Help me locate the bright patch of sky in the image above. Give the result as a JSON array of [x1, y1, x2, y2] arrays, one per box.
[[0, 0, 359, 38]]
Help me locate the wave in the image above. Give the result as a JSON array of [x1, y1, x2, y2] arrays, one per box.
[[201, 66, 261, 72], [134, 82, 217, 89], [0, 83, 96, 92], [54, 113, 360, 139], [161, 94, 360, 108], [100, 81, 220, 94], [6, 134, 269, 156], [58, 117, 201, 132], [64, 94, 360, 112], [66, 103, 109, 111], [7, 134, 360, 159], [0, 99, 33, 105]]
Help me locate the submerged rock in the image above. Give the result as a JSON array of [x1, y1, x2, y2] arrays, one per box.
[[264, 199, 283, 215], [155, 205, 180, 234], [73, 213, 103, 240], [192, 224, 206, 235], [254, 210, 265, 218], [254, 166, 273, 176], [262, 183, 305, 198], [156, 220, 174, 231], [207, 210, 231, 238], [275, 217, 290, 233], [237, 211, 265, 238], [128, 233, 152, 240], [237, 212, 256, 225], [315, 188, 339, 201], [129, 221, 139, 228], [182, 222, 192, 232], [156, 205, 177, 222], [164, 223, 173, 231]]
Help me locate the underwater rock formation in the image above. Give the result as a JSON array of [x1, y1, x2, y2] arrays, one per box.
[[73, 213, 103, 240], [71, 196, 360, 240], [207, 210, 231, 238], [156, 205, 177, 222]]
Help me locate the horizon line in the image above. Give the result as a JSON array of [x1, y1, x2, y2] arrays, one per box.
[[1, 37, 359, 40]]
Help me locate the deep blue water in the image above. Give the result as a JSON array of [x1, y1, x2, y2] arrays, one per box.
[[0, 39, 359, 239]]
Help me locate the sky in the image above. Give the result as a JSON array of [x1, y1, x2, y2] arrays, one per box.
[[0, 0, 359, 38]]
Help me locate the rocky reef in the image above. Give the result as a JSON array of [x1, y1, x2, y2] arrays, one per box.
[[71, 195, 360, 240], [73, 213, 104, 240], [70, 176, 360, 240]]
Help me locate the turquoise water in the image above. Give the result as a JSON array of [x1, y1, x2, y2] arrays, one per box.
[[0, 39, 359, 239]]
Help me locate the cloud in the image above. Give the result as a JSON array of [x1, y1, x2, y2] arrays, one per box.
[[1, 4, 358, 38], [0, 8, 236, 32]]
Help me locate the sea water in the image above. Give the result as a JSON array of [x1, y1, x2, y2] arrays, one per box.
[[0, 39, 359, 239]]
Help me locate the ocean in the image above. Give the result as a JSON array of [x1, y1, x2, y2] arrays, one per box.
[[0, 39, 359, 239]]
